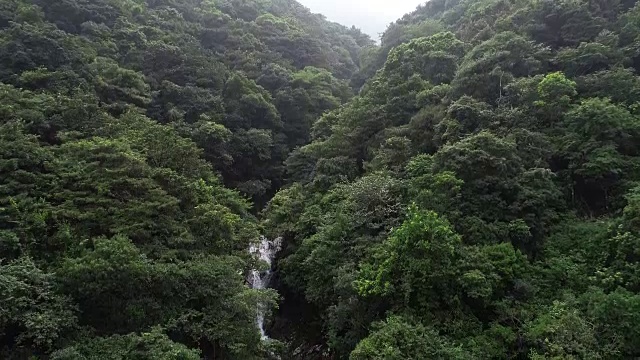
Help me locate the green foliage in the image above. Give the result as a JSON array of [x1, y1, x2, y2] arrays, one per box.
[[383, 32, 465, 84], [537, 71, 577, 109], [0, 99, 268, 357], [51, 328, 201, 360], [6, 0, 640, 359], [356, 206, 461, 313], [263, 1, 640, 358], [0, 0, 369, 206], [0, 1, 371, 354], [559, 97, 640, 214], [349, 316, 470, 360], [452, 31, 547, 103], [0, 257, 77, 358], [525, 300, 602, 359], [580, 287, 640, 357]]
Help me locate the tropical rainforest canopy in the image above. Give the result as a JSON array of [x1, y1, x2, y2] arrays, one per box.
[[1, 0, 640, 359]]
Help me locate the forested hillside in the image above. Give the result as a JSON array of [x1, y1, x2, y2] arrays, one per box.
[[0, 0, 372, 206], [265, 0, 640, 358], [0, 0, 370, 358], [4, 0, 640, 359]]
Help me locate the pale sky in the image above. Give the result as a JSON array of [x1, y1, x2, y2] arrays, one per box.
[[298, 0, 425, 41]]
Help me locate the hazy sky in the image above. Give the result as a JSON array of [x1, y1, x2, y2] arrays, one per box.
[[298, 0, 425, 41]]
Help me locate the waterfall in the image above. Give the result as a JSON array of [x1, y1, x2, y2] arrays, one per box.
[[248, 236, 282, 340]]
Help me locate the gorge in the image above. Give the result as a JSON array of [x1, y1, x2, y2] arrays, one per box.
[[1, 0, 640, 359]]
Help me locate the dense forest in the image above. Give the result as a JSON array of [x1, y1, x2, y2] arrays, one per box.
[[2, 0, 640, 359], [0, 0, 369, 358]]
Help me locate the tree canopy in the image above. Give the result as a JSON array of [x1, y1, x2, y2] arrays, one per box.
[[0, 0, 369, 358], [263, 0, 640, 358], [3, 0, 640, 359]]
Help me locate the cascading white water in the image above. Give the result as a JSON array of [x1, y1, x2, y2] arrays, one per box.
[[248, 236, 282, 340]]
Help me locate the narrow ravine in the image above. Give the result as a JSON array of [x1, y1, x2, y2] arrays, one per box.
[[249, 236, 282, 339]]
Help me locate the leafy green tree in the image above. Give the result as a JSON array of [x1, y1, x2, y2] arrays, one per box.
[[0, 257, 77, 359], [51, 328, 201, 360], [357, 205, 461, 314], [558, 97, 640, 214], [350, 316, 470, 360], [536, 72, 577, 112], [525, 300, 602, 360], [580, 288, 640, 357], [382, 32, 465, 84], [452, 31, 547, 103]]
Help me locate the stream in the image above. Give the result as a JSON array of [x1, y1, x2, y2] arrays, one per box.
[[248, 236, 282, 339]]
